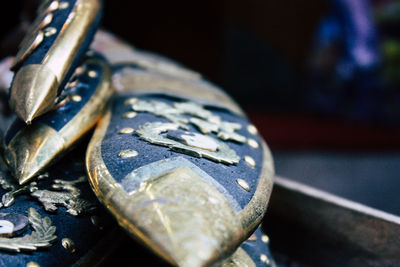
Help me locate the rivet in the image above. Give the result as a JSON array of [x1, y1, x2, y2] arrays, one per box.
[[37, 172, 49, 180], [26, 262, 40, 267], [75, 66, 85, 75], [122, 111, 137, 119], [38, 13, 53, 30], [247, 138, 259, 149], [119, 128, 134, 134], [62, 238, 76, 253], [261, 234, 269, 244], [87, 70, 98, 78], [236, 178, 250, 192], [244, 156, 256, 168], [118, 149, 138, 158], [247, 124, 258, 135], [41, 1, 59, 14], [43, 27, 57, 37], [124, 97, 138, 105], [58, 1, 70, 9], [260, 254, 270, 264], [70, 94, 82, 102]]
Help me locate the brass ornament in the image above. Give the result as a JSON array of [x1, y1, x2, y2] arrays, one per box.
[[247, 125, 258, 135], [236, 178, 251, 192], [61, 238, 76, 253], [131, 99, 244, 164], [118, 149, 138, 158], [244, 156, 256, 168], [0, 208, 56, 252], [43, 27, 57, 37], [261, 234, 269, 244], [0, 172, 95, 216]]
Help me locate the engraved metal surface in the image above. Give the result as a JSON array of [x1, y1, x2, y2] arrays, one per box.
[[0, 208, 56, 252], [132, 99, 244, 164], [0, 171, 95, 216]]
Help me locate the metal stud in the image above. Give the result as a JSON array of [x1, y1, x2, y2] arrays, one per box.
[[10, 31, 44, 70], [58, 1, 70, 9], [38, 13, 53, 30], [122, 111, 137, 119], [260, 254, 270, 265], [88, 70, 98, 78], [261, 234, 269, 243], [70, 94, 82, 102], [124, 97, 138, 105], [236, 178, 250, 192], [62, 238, 76, 253], [247, 124, 258, 135], [75, 66, 85, 75], [26, 262, 40, 267], [247, 138, 259, 149], [244, 156, 256, 168], [42, 1, 59, 14], [118, 149, 138, 158], [43, 27, 57, 37], [119, 128, 134, 134]]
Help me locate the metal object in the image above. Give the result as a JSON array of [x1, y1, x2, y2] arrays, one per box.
[[266, 176, 400, 266], [86, 47, 274, 266], [9, 0, 102, 123], [0, 208, 56, 252], [3, 55, 112, 185]]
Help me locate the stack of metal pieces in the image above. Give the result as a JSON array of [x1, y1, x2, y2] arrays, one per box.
[[0, 1, 276, 266]]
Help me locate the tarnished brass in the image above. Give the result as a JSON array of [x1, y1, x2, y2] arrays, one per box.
[[9, 65, 58, 124], [131, 99, 244, 164], [247, 138, 259, 149], [117, 149, 138, 158], [61, 238, 76, 253], [10, 0, 101, 123], [87, 110, 274, 266], [118, 128, 134, 134], [92, 31, 202, 80], [222, 247, 256, 267], [5, 57, 112, 184], [244, 156, 256, 168], [26, 262, 40, 267], [247, 125, 258, 135], [87, 123, 244, 266], [261, 234, 269, 244], [43, 27, 57, 37], [236, 178, 251, 192], [0, 208, 56, 252], [87, 31, 275, 265], [112, 67, 244, 116]]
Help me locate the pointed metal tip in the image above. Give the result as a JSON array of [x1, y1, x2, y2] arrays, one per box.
[[18, 173, 35, 185], [9, 65, 59, 123], [3, 124, 64, 186]]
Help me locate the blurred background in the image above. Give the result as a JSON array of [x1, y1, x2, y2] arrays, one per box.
[[1, 0, 400, 237]]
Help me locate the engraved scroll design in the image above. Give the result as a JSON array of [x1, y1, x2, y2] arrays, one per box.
[[0, 208, 56, 252], [130, 99, 245, 164]]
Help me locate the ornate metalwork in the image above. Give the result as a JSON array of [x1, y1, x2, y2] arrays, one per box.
[[132, 99, 245, 164], [0, 172, 96, 216], [0, 208, 56, 252], [31, 176, 96, 216]]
